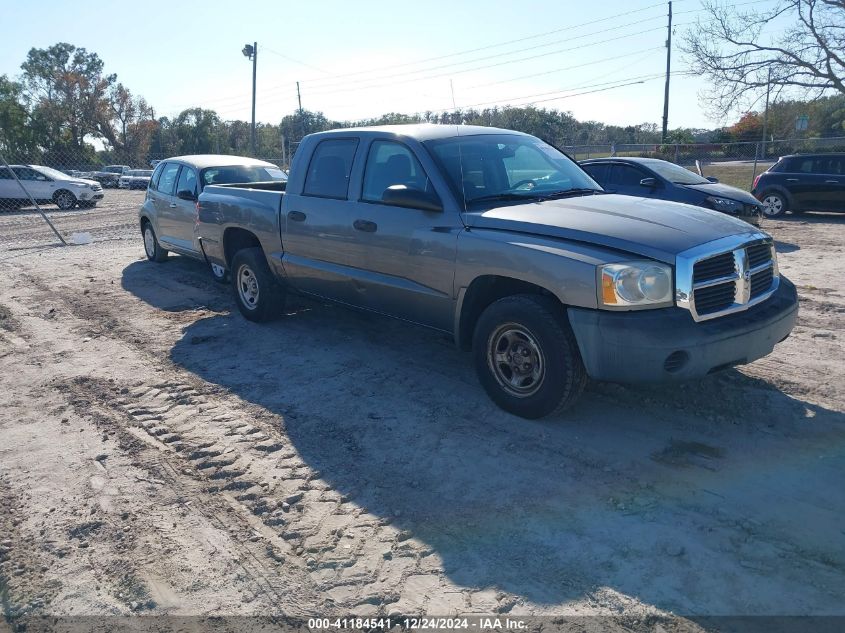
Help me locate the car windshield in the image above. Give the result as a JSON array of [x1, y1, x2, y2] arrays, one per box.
[[424, 134, 601, 205], [33, 166, 71, 180], [138, 170, 153, 177], [643, 160, 709, 185], [104, 166, 125, 173], [200, 165, 287, 188]]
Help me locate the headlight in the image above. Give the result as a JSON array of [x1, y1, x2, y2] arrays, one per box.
[[705, 196, 743, 212], [599, 261, 673, 309]]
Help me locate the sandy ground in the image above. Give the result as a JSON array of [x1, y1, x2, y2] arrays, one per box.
[[0, 191, 844, 628]]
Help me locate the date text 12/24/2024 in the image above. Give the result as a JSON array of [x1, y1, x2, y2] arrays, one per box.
[[307, 617, 528, 630]]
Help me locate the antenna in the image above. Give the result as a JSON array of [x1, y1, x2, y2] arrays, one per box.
[[450, 79, 468, 215]]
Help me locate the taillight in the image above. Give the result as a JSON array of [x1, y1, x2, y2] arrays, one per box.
[[752, 174, 761, 190]]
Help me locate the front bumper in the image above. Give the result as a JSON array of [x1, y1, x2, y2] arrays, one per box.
[[567, 276, 797, 383]]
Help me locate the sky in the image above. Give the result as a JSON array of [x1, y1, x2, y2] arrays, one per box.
[[0, 0, 784, 131]]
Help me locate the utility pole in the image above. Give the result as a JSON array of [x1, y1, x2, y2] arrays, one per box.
[[661, 1, 673, 144], [296, 82, 303, 114], [242, 42, 258, 155], [761, 67, 772, 160]]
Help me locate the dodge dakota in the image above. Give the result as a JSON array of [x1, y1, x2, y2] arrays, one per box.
[[177, 124, 797, 419]]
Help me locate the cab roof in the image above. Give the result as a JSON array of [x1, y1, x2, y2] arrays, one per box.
[[309, 123, 533, 142], [159, 155, 279, 169]]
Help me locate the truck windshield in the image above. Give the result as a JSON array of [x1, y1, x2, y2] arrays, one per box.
[[424, 134, 601, 205], [201, 165, 287, 189]]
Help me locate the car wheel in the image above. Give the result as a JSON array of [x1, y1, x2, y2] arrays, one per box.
[[472, 294, 586, 419], [210, 262, 228, 284], [761, 191, 788, 217], [55, 190, 77, 210], [142, 221, 168, 262], [231, 247, 285, 322]]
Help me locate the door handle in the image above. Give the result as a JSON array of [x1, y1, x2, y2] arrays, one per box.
[[169, 203, 177, 208], [353, 219, 377, 233], [786, 178, 799, 182], [825, 179, 838, 183], [288, 210, 306, 222]]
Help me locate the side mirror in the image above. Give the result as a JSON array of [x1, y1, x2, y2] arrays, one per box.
[[706, 176, 719, 183], [177, 189, 197, 201], [639, 177, 658, 188], [382, 185, 442, 212]]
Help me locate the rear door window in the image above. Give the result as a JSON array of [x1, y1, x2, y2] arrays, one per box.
[[303, 139, 359, 199], [156, 162, 180, 195], [813, 157, 843, 175]]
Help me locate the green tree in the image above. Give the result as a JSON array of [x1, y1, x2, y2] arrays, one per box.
[[20, 43, 116, 154], [0, 75, 36, 159]]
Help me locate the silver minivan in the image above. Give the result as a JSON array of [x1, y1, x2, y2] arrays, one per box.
[[139, 155, 286, 280]]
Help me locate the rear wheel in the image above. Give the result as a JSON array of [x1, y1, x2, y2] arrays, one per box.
[[761, 191, 788, 218], [231, 247, 285, 322], [472, 294, 586, 419], [142, 221, 168, 262]]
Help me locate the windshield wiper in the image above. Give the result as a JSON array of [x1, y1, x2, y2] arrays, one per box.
[[536, 188, 603, 200], [467, 192, 545, 204]]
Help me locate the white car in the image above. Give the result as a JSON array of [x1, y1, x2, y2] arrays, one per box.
[[0, 165, 104, 210]]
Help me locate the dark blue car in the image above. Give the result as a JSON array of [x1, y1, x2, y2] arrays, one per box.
[[580, 157, 762, 226]]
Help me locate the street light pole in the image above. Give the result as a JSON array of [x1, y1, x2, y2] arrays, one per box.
[[242, 42, 258, 155]]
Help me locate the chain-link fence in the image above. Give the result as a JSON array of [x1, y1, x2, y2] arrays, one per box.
[[562, 135, 845, 164], [2, 135, 844, 250]]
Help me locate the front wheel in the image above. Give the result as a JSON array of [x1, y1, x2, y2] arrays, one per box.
[[55, 191, 77, 210], [231, 247, 285, 322], [761, 191, 788, 218], [472, 294, 586, 419], [142, 221, 168, 262]]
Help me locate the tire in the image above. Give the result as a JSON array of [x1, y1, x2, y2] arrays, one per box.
[[760, 191, 788, 218], [209, 261, 229, 284], [54, 190, 77, 210], [142, 221, 168, 262], [231, 247, 285, 322], [472, 294, 586, 419]]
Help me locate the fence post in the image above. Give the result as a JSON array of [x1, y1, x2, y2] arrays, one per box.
[[750, 143, 760, 190], [674, 143, 679, 163]]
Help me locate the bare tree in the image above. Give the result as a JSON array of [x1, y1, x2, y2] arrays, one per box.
[[683, 0, 845, 117]]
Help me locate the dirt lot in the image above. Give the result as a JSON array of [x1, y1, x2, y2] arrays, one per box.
[[1, 190, 844, 627]]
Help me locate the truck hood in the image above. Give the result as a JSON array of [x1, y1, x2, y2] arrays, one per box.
[[464, 193, 760, 263], [681, 181, 761, 205]]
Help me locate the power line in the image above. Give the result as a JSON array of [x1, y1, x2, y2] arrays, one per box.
[[300, 13, 669, 90], [295, 2, 668, 85], [300, 25, 681, 99]]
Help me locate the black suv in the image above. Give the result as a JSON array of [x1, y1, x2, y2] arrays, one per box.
[[752, 153, 845, 217]]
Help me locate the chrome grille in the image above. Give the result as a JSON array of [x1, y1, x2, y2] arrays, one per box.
[[747, 243, 771, 268], [676, 232, 779, 322], [695, 281, 737, 315], [91, 183, 103, 192], [693, 252, 735, 283]]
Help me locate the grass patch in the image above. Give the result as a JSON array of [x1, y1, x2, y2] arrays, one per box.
[[699, 162, 775, 192]]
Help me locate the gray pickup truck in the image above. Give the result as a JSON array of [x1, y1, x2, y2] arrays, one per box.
[[191, 124, 798, 419]]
